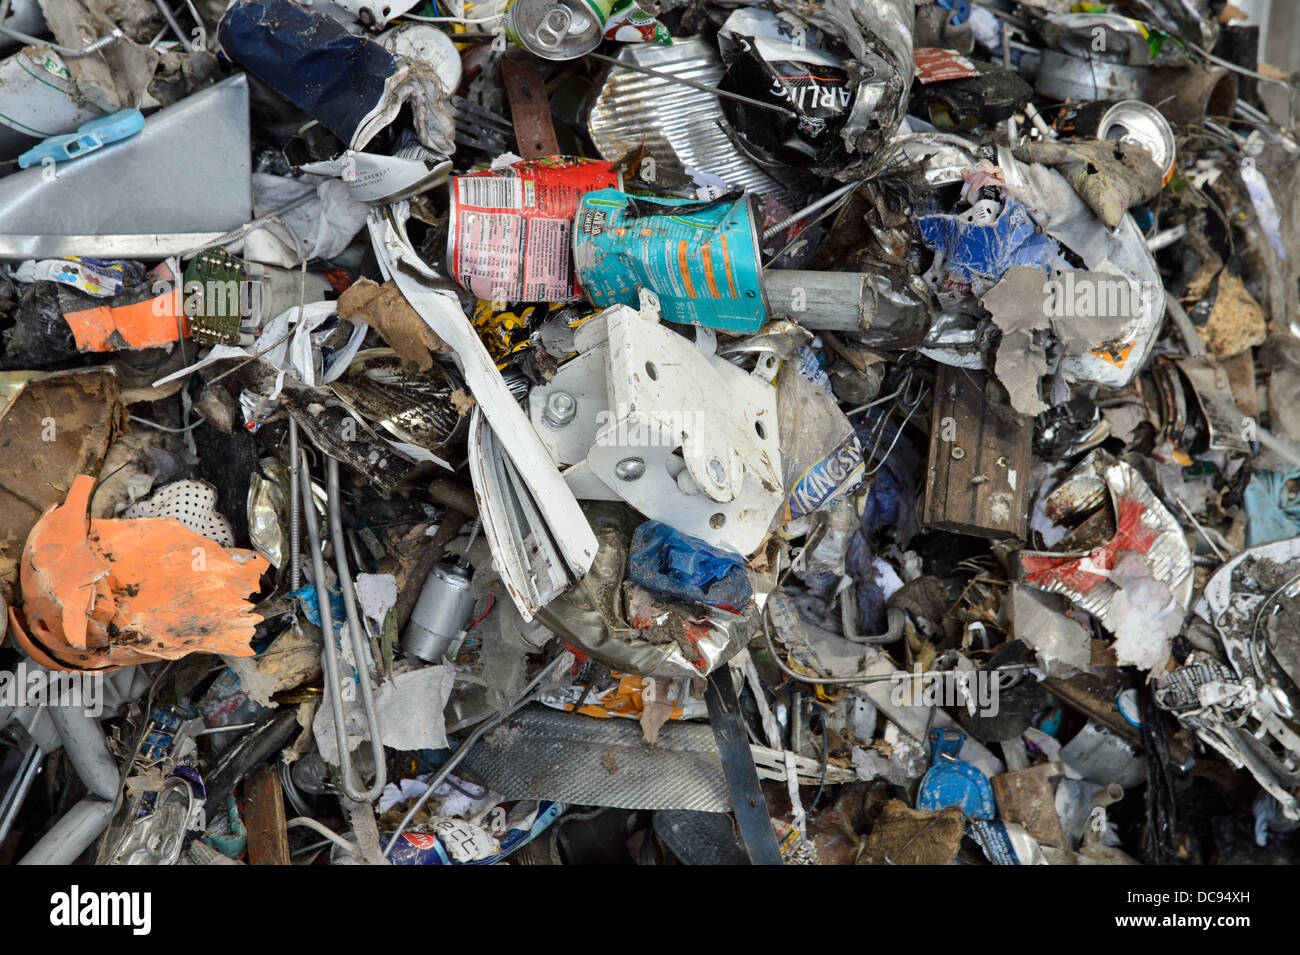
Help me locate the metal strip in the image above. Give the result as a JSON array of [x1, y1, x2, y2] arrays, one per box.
[[704, 669, 783, 865], [502, 58, 559, 159]]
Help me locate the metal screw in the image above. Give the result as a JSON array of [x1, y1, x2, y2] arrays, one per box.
[[543, 391, 576, 428], [951, 446, 966, 460], [615, 457, 645, 481]]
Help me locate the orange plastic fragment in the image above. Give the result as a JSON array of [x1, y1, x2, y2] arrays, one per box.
[[12, 475, 268, 672], [62, 292, 190, 353]]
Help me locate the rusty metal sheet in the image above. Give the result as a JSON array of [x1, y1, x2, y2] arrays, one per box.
[[502, 58, 560, 159]]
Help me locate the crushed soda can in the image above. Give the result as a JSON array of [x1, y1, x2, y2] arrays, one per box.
[[572, 187, 768, 333], [448, 157, 619, 303]]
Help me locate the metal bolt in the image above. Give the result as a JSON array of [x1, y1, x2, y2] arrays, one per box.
[[615, 457, 645, 481], [543, 391, 576, 428], [951, 446, 966, 460], [996, 455, 1009, 468]]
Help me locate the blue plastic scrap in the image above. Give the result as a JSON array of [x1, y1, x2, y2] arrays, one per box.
[[845, 405, 919, 633], [916, 728, 996, 820], [202, 795, 249, 861], [915, 198, 1064, 290], [1243, 470, 1300, 547], [290, 583, 348, 641], [627, 521, 753, 611], [218, 0, 450, 152], [18, 109, 145, 169]]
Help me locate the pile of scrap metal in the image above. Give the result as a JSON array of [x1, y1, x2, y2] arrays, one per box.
[[2, 0, 1300, 866]]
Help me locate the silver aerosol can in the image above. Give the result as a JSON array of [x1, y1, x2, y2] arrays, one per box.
[[402, 562, 476, 663]]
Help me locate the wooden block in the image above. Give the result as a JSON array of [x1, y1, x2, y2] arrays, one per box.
[[502, 59, 559, 159], [923, 366, 1033, 539], [244, 763, 291, 866]]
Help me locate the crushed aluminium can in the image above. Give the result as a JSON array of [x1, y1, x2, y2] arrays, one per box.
[[502, 0, 614, 60], [571, 187, 769, 334], [603, 0, 670, 44], [716, 7, 851, 166], [1057, 99, 1176, 187], [447, 156, 619, 303]]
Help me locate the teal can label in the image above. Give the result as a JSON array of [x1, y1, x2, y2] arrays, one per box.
[[571, 187, 768, 334]]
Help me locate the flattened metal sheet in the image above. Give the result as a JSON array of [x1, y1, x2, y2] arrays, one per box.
[[463, 704, 731, 811]]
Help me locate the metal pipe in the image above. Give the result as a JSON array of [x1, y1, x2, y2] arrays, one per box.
[[1258, 427, 1300, 471], [288, 418, 302, 590], [297, 452, 372, 804], [842, 603, 907, 646], [762, 180, 860, 240], [17, 797, 114, 865], [288, 816, 365, 860], [152, 0, 195, 51], [0, 741, 42, 846], [47, 705, 119, 800], [327, 455, 386, 802]]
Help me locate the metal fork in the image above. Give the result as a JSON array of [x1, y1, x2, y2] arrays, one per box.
[[449, 95, 513, 154]]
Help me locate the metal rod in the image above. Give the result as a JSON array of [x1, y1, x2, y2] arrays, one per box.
[[1002, 21, 1016, 145], [0, 0, 124, 58], [384, 653, 567, 856], [297, 451, 372, 803], [288, 418, 302, 590], [1145, 223, 1187, 251], [152, 0, 195, 51], [0, 741, 42, 846], [327, 456, 386, 802], [587, 51, 799, 120], [1164, 297, 1208, 360], [1175, 498, 1229, 562], [762, 180, 861, 239]]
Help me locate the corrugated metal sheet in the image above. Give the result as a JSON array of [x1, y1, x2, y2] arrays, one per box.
[[586, 36, 806, 216]]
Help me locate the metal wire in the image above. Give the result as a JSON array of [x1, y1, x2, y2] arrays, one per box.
[[383, 653, 568, 856], [854, 370, 928, 479], [287, 817, 363, 860], [327, 456, 387, 802], [297, 452, 374, 804], [288, 418, 302, 590]]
